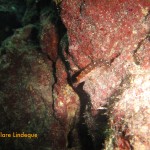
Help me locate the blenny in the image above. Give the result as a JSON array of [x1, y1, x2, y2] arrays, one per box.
[[72, 59, 111, 87]]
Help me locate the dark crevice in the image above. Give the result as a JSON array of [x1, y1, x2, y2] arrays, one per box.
[[57, 32, 110, 149], [58, 33, 95, 148], [46, 1, 110, 149], [29, 26, 40, 44], [132, 32, 150, 65], [73, 83, 109, 150], [67, 129, 74, 148], [51, 61, 57, 118], [75, 83, 95, 150], [57, 30, 95, 149]]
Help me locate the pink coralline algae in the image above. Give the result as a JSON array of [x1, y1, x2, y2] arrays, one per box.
[[61, 0, 150, 67], [51, 58, 80, 149], [40, 23, 59, 62], [61, 0, 150, 149], [53, 58, 79, 122], [61, 0, 150, 109], [1, 0, 150, 149]]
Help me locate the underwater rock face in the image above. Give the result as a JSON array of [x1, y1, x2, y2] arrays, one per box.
[[0, 0, 150, 149], [111, 70, 150, 149], [61, 0, 150, 67], [0, 25, 54, 149], [41, 22, 59, 62], [51, 58, 80, 149], [61, 0, 150, 149]]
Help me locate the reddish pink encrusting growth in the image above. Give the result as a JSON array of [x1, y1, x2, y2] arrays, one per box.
[[60, 0, 150, 149], [41, 23, 59, 62]]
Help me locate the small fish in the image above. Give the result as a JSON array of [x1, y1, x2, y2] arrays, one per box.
[[73, 59, 110, 87]]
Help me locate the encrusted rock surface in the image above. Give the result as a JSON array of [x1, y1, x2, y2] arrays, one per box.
[[61, 0, 150, 109], [61, 0, 150, 149], [41, 22, 59, 62], [0, 0, 150, 149], [0, 25, 54, 149], [110, 69, 150, 149]]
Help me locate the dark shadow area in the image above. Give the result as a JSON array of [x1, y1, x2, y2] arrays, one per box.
[[37, 0, 67, 40], [75, 83, 95, 150], [0, 0, 27, 46], [0, 11, 21, 45], [75, 83, 109, 150], [93, 109, 109, 150]]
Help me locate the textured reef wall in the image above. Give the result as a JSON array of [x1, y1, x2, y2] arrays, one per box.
[[0, 0, 150, 150], [60, 0, 150, 149]]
